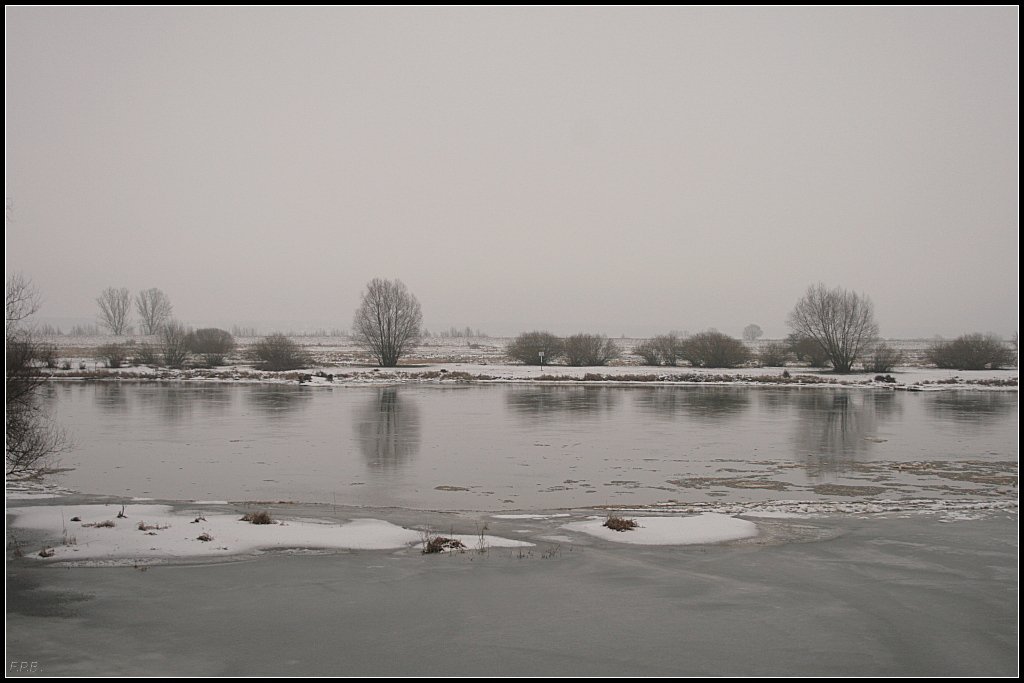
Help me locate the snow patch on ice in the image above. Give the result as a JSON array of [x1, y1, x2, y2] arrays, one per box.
[[8, 504, 527, 562], [563, 513, 757, 545]]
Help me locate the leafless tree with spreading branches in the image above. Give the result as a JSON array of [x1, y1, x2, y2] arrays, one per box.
[[6, 274, 69, 477], [136, 288, 173, 335], [787, 283, 879, 373], [352, 278, 423, 367], [6, 272, 39, 337], [97, 286, 132, 335]]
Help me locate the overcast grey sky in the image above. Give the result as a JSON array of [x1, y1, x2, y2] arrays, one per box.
[[5, 7, 1018, 337]]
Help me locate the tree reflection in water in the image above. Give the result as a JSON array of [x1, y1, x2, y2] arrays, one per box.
[[246, 386, 311, 418], [357, 387, 421, 469], [632, 387, 751, 422], [505, 386, 620, 417], [95, 382, 130, 413], [923, 392, 1017, 425], [792, 390, 901, 477]]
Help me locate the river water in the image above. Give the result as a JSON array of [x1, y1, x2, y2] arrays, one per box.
[[44, 382, 1017, 510]]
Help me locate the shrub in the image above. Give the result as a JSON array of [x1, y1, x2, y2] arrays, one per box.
[[97, 343, 130, 368], [654, 334, 684, 366], [190, 327, 236, 366], [758, 341, 790, 367], [134, 343, 160, 366], [506, 331, 564, 365], [423, 535, 466, 554], [926, 334, 1014, 370], [634, 333, 684, 366], [563, 334, 620, 366], [160, 320, 193, 368], [633, 339, 661, 365], [249, 334, 312, 371], [37, 344, 59, 369], [863, 342, 904, 373], [786, 333, 831, 368], [240, 511, 274, 525], [679, 331, 752, 368], [603, 515, 638, 532]]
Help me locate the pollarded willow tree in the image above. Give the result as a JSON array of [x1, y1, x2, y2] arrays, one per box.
[[787, 283, 879, 373], [352, 278, 423, 367]]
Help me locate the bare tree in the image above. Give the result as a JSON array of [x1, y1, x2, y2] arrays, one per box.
[[352, 278, 423, 367], [742, 324, 763, 342], [6, 272, 40, 337], [136, 288, 173, 335], [97, 286, 132, 335], [787, 283, 879, 373], [6, 274, 68, 477]]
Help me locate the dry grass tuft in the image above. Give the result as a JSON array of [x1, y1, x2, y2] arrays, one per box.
[[603, 515, 639, 532], [240, 510, 274, 525], [197, 532, 214, 542], [82, 520, 116, 528], [423, 535, 466, 554]]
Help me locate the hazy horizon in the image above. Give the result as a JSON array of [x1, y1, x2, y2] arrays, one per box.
[[6, 7, 1018, 339]]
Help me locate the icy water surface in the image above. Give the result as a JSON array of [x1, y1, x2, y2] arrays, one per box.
[[45, 383, 1017, 509]]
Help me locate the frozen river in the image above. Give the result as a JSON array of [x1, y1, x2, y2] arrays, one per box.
[[45, 382, 1017, 509]]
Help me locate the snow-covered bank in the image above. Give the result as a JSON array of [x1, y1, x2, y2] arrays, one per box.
[[35, 362, 1019, 392], [7, 503, 531, 565], [33, 334, 1019, 391]]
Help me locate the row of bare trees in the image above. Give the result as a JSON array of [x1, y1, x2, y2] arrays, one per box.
[[82, 280, 1024, 373], [96, 286, 173, 335], [504, 284, 1012, 372]]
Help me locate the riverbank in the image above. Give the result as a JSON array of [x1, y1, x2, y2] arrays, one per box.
[[31, 334, 1020, 391], [30, 363, 1022, 392]]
